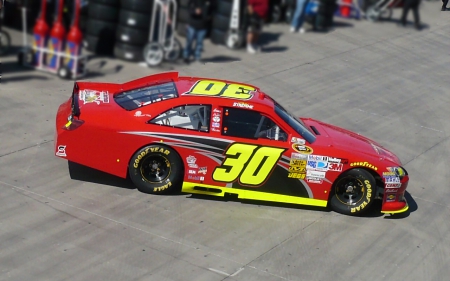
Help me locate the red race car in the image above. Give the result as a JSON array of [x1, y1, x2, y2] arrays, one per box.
[[55, 72, 409, 216]]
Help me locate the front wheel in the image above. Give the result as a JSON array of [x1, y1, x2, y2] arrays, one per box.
[[128, 145, 183, 194], [329, 168, 376, 215]]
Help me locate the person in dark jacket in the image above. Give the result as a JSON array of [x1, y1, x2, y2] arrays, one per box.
[[246, 0, 268, 54], [442, 0, 448, 11], [183, 0, 211, 63], [400, 0, 421, 30]]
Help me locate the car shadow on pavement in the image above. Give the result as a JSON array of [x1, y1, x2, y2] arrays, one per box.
[[68, 161, 136, 190], [201, 55, 241, 63], [1, 60, 51, 83]]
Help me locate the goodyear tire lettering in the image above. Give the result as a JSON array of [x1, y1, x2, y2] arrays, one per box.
[[133, 146, 169, 168], [213, 143, 285, 186], [350, 179, 373, 213]]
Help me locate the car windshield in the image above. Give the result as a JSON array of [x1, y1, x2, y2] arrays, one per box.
[[274, 102, 316, 144]]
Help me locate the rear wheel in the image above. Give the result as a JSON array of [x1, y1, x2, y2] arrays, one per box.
[[329, 168, 376, 215], [128, 145, 183, 194]]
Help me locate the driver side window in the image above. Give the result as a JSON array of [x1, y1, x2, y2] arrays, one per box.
[[222, 107, 287, 141]]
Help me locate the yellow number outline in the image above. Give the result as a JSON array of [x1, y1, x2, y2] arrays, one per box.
[[185, 80, 256, 100], [213, 143, 286, 186]]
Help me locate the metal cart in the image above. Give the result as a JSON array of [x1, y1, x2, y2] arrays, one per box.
[[143, 0, 182, 67], [17, 1, 88, 79]]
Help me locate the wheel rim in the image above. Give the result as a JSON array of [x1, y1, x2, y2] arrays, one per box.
[[164, 38, 181, 61], [144, 44, 164, 66], [226, 33, 238, 48], [334, 176, 365, 206], [140, 155, 171, 183]]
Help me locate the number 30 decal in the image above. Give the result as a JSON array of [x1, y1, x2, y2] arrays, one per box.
[[186, 80, 255, 100], [213, 143, 285, 186]]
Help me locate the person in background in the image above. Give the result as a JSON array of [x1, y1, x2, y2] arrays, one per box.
[[246, 0, 268, 54], [183, 0, 211, 64], [290, 0, 310, 33], [400, 0, 421, 30], [442, 0, 448, 11], [0, 0, 3, 10]]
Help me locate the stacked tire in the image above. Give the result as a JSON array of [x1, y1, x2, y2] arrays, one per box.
[[85, 0, 120, 55], [114, 0, 153, 62], [315, 0, 337, 31], [210, 0, 246, 47], [176, 0, 190, 37]]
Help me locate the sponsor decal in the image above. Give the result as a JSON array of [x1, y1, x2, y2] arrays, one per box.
[[213, 116, 220, 122], [307, 160, 328, 171], [306, 177, 323, 184], [213, 108, 222, 113], [212, 122, 220, 128], [290, 159, 307, 167], [387, 167, 406, 177], [292, 144, 313, 154], [188, 175, 205, 181], [385, 188, 399, 193], [385, 176, 400, 183], [385, 183, 402, 188], [79, 89, 109, 104], [350, 161, 378, 171], [386, 194, 396, 202], [198, 167, 207, 174], [383, 171, 396, 176], [328, 163, 343, 172], [328, 157, 341, 163], [306, 170, 326, 179], [56, 145, 67, 157], [288, 173, 306, 179], [308, 155, 328, 161], [134, 111, 151, 117], [212, 128, 220, 132], [290, 137, 306, 145], [289, 166, 306, 172], [233, 102, 254, 109], [186, 155, 198, 168], [188, 170, 196, 175], [306, 170, 326, 178], [291, 153, 307, 160]]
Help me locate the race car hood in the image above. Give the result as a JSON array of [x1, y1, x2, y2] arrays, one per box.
[[302, 118, 400, 164]]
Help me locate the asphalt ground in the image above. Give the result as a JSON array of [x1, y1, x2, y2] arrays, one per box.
[[1, 2, 450, 280]]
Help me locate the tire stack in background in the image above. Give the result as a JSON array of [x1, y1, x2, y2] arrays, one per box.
[[315, 0, 337, 31], [176, 0, 190, 37], [85, 0, 120, 55], [210, 0, 234, 45], [114, 0, 153, 62]]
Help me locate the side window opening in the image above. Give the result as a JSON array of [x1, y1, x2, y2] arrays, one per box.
[[149, 105, 211, 132], [222, 108, 287, 141]]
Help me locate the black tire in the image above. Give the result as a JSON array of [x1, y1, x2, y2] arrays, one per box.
[[57, 66, 72, 79], [118, 10, 151, 29], [17, 49, 35, 66], [128, 145, 183, 194], [285, 7, 294, 24], [269, 4, 282, 23], [84, 34, 115, 55], [120, 0, 153, 13], [210, 28, 225, 45], [90, 0, 120, 6], [115, 25, 149, 45], [114, 42, 144, 61], [86, 19, 117, 37], [329, 169, 377, 216], [211, 14, 230, 31], [88, 3, 120, 22], [177, 6, 190, 24], [215, 0, 232, 17]]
